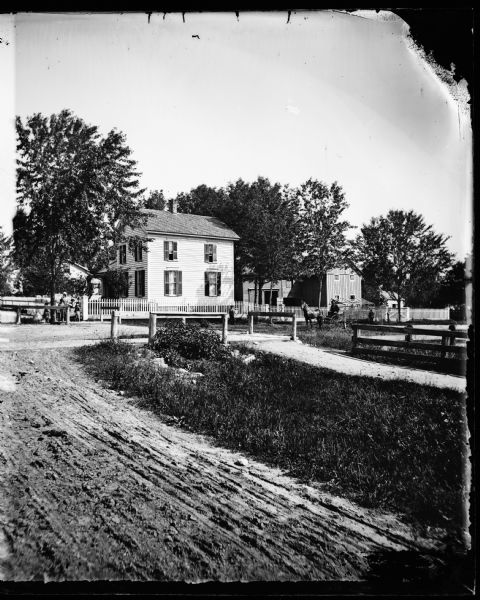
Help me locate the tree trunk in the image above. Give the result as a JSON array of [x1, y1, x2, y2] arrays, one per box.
[[318, 274, 323, 309], [258, 279, 265, 307], [50, 265, 56, 324], [397, 294, 402, 322], [268, 279, 274, 323]]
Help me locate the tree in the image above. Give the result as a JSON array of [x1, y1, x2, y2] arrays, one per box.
[[232, 178, 298, 306], [101, 268, 129, 298], [143, 189, 166, 211], [295, 180, 351, 308], [178, 178, 300, 306], [15, 110, 145, 304], [431, 260, 466, 308], [351, 210, 453, 320], [0, 226, 15, 295]]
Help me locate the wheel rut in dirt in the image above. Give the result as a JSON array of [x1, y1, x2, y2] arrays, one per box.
[[0, 348, 441, 581]]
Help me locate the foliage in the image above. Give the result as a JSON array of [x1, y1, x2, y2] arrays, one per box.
[[177, 178, 301, 305], [78, 341, 467, 535], [102, 268, 129, 298], [151, 321, 231, 361], [14, 109, 145, 302], [143, 189, 166, 211], [423, 260, 466, 309], [295, 180, 351, 307], [351, 210, 453, 318], [0, 226, 15, 295]]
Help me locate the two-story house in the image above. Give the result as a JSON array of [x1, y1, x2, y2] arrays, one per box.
[[105, 200, 239, 305]]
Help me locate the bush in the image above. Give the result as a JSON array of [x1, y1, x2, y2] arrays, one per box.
[[152, 321, 231, 362]]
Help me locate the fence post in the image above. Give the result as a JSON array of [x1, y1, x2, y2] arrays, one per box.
[[221, 313, 228, 345], [148, 312, 156, 346], [352, 324, 358, 352], [66, 306, 70, 325], [448, 323, 456, 347], [405, 323, 413, 343], [248, 312, 254, 335], [82, 295, 89, 321], [291, 312, 297, 341], [440, 334, 447, 359], [111, 310, 119, 340], [16, 307, 21, 325]]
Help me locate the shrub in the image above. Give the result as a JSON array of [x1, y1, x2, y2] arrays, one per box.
[[152, 321, 231, 362]]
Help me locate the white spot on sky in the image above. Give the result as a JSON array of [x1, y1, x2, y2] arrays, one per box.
[[286, 104, 300, 116]]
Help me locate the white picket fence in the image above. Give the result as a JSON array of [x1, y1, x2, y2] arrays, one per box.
[[85, 298, 451, 322]]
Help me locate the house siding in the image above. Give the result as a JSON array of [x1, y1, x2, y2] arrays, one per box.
[[147, 234, 235, 304], [326, 269, 362, 305], [115, 226, 148, 298]]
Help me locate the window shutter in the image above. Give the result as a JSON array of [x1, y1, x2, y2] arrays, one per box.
[[164, 241, 169, 261], [213, 245, 217, 262], [140, 270, 145, 296], [177, 271, 182, 296], [204, 244, 208, 263], [173, 242, 178, 260], [164, 271, 169, 296], [134, 271, 138, 297], [217, 272, 221, 296], [205, 272, 209, 296]]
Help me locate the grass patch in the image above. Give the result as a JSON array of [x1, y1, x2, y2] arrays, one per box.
[[76, 340, 467, 540]]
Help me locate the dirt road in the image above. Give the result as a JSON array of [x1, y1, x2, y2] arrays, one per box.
[[0, 346, 442, 582]]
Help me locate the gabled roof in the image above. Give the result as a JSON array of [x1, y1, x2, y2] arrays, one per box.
[[137, 209, 240, 241]]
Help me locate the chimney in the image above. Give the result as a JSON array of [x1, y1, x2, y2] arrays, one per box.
[[168, 199, 178, 214]]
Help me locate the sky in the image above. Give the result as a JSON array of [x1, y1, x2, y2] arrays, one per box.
[[0, 10, 473, 259]]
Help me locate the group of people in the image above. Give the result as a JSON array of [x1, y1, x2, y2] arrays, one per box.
[[43, 293, 81, 323]]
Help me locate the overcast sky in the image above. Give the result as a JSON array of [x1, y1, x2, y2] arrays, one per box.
[[0, 10, 472, 259]]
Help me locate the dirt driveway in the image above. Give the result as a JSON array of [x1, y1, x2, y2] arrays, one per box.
[[0, 344, 443, 582]]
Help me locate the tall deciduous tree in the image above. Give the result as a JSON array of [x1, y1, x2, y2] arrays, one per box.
[[352, 210, 453, 320], [295, 180, 350, 308], [178, 178, 299, 306], [143, 189, 166, 211], [15, 110, 145, 303], [0, 226, 15, 295]]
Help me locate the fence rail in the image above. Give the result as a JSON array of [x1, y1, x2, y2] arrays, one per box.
[[351, 323, 467, 372]]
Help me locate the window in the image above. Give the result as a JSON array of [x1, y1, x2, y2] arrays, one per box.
[[204, 243, 217, 263], [164, 241, 178, 261], [350, 274, 355, 280], [205, 272, 221, 297], [164, 270, 182, 296], [135, 270, 145, 297], [119, 244, 127, 265], [350, 294, 356, 300], [134, 242, 143, 262], [334, 274, 339, 281]]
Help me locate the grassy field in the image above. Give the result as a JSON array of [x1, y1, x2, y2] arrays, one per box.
[[76, 340, 468, 542]]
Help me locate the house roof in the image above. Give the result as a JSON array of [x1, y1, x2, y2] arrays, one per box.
[[138, 209, 240, 241]]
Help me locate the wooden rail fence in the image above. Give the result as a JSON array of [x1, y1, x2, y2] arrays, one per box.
[[247, 311, 298, 341], [351, 323, 468, 372]]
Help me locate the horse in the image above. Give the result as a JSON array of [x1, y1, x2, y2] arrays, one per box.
[[301, 301, 320, 329]]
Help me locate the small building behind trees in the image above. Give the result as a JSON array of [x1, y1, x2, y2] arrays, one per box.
[[241, 268, 362, 308]]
